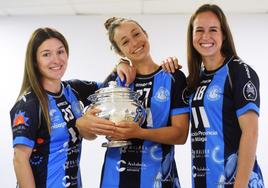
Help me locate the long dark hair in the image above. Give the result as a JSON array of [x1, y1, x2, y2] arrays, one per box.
[[187, 4, 237, 92], [18, 27, 69, 132]]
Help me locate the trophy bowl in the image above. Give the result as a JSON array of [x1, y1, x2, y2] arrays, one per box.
[[88, 81, 146, 147]]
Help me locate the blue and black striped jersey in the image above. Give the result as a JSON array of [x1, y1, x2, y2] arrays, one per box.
[[189, 56, 264, 188], [10, 80, 99, 188], [100, 67, 189, 188]]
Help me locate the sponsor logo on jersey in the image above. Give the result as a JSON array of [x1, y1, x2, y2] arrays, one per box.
[[51, 122, 67, 129], [13, 111, 29, 127], [154, 87, 170, 102], [119, 146, 128, 154], [206, 85, 222, 101], [116, 160, 147, 172], [135, 81, 152, 87], [36, 137, 45, 144], [30, 155, 44, 165], [62, 175, 71, 187], [63, 159, 79, 170], [49, 108, 61, 122], [192, 165, 210, 178], [150, 145, 162, 161], [116, 160, 127, 172], [243, 81, 257, 101]]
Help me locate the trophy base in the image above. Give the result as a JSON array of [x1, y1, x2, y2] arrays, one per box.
[[102, 141, 132, 148]]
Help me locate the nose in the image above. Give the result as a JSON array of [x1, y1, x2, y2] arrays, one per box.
[[201, 31, 210, 39], [51, 53, 61, 63], [130, 38, 138, 47]]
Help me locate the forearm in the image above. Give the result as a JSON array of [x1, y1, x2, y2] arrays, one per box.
[[13, 157, 35, 188], [137, 126, 187, 145], [234, 131, 258, 188]]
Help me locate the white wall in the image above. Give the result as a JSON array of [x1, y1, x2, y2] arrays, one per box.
[[0, 14, 267, 187]]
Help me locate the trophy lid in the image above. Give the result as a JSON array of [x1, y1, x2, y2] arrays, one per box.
[[88, 81, 140, 102], [96, 81, 131, 93]]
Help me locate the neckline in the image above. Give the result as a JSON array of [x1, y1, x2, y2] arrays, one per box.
[[203, 56, 234, 76], [136, 66, 162, 78], [46, 82, 64, 98]]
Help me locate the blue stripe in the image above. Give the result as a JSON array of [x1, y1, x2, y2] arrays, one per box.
[[13, 136, 35, 148], [97, 82, 102, 89], [171, 107, 190, 116], [140, 71, 170, 187], [236, 102, 259, 117], [101, 148, 121, 187], [204, 66, 226, 187], [46, 95, 68, 187]]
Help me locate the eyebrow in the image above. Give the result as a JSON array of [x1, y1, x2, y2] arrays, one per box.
[[194, 26, 220, 29], [119, 28, 139, 42], [39, 45, 65, 53]]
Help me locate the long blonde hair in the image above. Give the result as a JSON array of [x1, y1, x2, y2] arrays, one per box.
[[18, 27, 69, 132]]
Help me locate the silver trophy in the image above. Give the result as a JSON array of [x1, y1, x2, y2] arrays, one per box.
[[88, 81, 146, 147]]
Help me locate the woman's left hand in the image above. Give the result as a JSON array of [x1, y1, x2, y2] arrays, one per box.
[[161, 56, 182, 73]]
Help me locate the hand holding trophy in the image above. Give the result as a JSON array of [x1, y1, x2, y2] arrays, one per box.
[[88, 81, 146, 147]]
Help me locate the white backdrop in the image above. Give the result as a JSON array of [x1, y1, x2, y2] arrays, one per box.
[[0, 14, 267, 187]]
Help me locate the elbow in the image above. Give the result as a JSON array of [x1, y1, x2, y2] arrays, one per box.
[[174, 134, 188, 145], [13, 151, 24, 170]]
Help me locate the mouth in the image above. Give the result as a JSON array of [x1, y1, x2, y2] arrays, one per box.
[[49, 65, 63, 71], [133, 45, 144, 54], [200, 42, 214, 48]]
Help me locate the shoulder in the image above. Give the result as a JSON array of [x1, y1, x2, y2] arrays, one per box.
[[10, 91, 39, 116], [64, 79, 99, 88], [228, 56, 258, 80], [63, 79, 100, 93], [169, 69, 187, 83]]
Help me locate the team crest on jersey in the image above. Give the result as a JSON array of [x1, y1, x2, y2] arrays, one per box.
[[154, 87, 170, 102], [71, 101, 83, 116], [13, 111, 29, 127], [206, 85, 222, 101], [243, 81, 257, 101]]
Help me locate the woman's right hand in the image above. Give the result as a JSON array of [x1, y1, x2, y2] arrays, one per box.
[[76, 108, 115, 140], [116, 58, 136, 86]]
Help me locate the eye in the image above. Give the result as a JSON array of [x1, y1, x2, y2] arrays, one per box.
[[57, 49, 66, 55], [122, 40, 129, 46], [42, 52, 50, 57], [210, 28, 218, 32], [134, 32, 140, 37], [194, 28, 203, 33]]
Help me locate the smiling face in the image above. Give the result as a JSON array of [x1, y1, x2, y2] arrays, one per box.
[[192, 11, 224, 60], [113, 21, 150, 63], [36, 38, 68, 88]]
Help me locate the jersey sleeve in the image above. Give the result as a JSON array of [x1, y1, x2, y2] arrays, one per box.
[[67, 79, 100, 107], [10, 95, 39, 148], [170, 70, 190, 116], [229, 59, 260, 117]]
